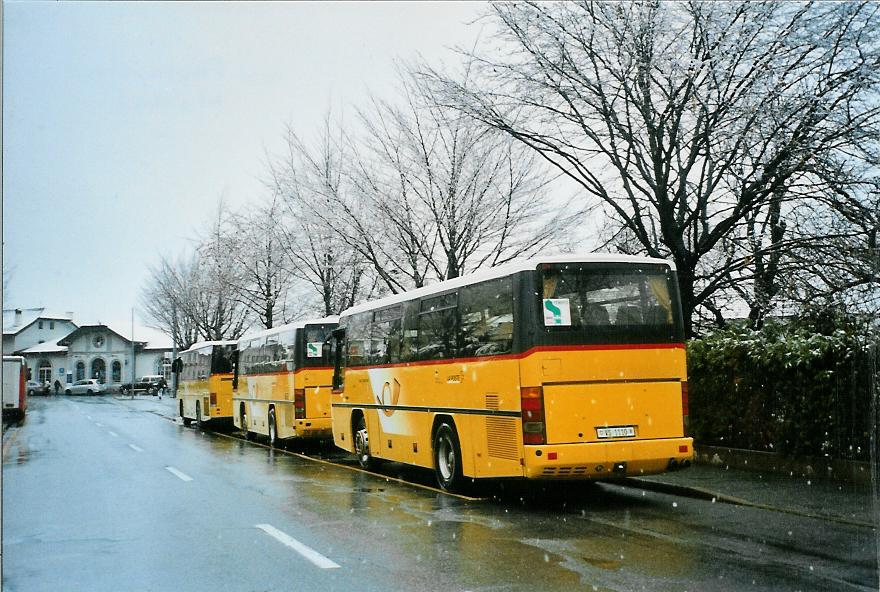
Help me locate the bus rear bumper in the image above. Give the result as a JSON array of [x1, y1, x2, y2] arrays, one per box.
[[523, 437, 694, 479], [293, 418, 332, 440]]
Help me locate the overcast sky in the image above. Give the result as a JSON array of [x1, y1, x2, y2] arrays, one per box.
[[2, 1, 487, 328]]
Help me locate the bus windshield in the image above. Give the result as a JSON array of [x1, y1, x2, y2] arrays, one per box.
[[539, 263, 684, 345]]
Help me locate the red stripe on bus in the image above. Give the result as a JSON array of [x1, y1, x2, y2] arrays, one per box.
[[346, 343, 685, 371], [239, 367, 333, 378]]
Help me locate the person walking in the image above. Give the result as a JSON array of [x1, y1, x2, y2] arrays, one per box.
[[53, 380, 61, 396]]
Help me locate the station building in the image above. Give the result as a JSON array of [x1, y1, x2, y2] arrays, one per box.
[[2, 308, 173, 391]]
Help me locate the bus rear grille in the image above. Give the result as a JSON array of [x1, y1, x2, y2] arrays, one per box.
[[541, 466, 590, 478], [485, 394, 499, 410], [486, 417, 518, 460]]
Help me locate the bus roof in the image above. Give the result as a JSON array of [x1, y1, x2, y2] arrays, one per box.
[[237, 316, 340, 345], [340, 253, 675, 318], [182, 340, 238, 353]]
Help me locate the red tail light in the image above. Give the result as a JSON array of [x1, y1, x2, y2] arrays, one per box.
[[681, 380, 689, 436], [209, 392, 217, 406], [521, 386, 546, 445], [294, 388, 306, 419]]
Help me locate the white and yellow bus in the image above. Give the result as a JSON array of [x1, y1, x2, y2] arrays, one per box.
[[330, 254, 693, 491], [234, 317, 338, 447], [177, 341, 237, 428]]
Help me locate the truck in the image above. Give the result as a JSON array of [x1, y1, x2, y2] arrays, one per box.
[[3, 356, 28, 422]]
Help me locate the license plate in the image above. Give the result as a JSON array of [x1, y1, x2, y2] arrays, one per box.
[[596, 426, 636, 439]]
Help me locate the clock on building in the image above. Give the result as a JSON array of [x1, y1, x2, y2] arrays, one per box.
[[93, 335, 105, 348]]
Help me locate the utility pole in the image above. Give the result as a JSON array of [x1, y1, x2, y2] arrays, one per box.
[[130, 308, 136, 400]]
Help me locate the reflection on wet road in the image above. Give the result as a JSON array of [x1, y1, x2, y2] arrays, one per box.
[[3, 396, 876, 591]]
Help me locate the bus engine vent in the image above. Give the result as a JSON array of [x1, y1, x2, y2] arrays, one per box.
[[485, 394, 500, 410], [486, 417, 518, 460]]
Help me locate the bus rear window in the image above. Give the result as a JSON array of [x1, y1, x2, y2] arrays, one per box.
[[540, 264, 683, 344], [302, 324, 334, 366]]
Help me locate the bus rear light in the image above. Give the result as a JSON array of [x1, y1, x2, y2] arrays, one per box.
[[294, 388, 306, 419], [521, 386, 546, 446], [209, 392, 217, 406], [681, 381, 689, 436]]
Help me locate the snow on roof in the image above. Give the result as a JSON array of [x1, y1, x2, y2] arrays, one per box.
[[2, 308, 75, 335], [183, 340, 238, 353], [340, 253, 675, 317], [18, 338, 68, 355], [237, 316, 340, 345]]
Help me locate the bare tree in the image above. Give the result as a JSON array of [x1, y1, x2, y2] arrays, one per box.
[[191, 205, 251, 340], [268, 122, 380, 315], [224, 195, 295, 329], [141, 254, 202, 350], [426, 1, 880, 335], [351, 69, 571, 286]]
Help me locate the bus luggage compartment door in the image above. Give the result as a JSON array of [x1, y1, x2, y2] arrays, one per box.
[[542, 380, 683, 444]]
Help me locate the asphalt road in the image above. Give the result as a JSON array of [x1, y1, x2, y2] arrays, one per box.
[[3, 396, 877, 591]]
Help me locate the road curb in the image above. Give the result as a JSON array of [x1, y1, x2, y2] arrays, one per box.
[[622, 477, 874, 529]]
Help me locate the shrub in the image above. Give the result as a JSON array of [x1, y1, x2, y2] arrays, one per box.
[[687, 317, 876, 460]]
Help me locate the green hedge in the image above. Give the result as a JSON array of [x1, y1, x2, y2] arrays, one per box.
[[687, 320, 877, 461]]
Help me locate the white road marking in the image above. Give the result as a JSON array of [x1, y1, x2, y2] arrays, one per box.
[[256, 524, 340, 569], [128, 444, 144, 452], [108, 431, 118, 437], [86, 416, 92, 420], [165, 466, 193, 482], [95, 422, 104, 427]]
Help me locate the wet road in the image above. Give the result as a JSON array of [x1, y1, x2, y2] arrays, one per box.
[[3, 396, 876, 591]]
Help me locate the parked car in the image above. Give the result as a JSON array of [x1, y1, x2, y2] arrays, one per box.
[[26, 380, 50, 396], [64, 379, 104, 396], [119, 375, 167, 395]]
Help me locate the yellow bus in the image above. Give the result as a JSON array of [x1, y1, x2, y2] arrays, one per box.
[[234, 317, 338, 447], [330, 254, 693, 491], [177, 341, 237, 429]]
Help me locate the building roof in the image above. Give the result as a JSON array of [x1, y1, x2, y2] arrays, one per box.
[[2, 308, 75, 336], [18, 339, 68, 355]]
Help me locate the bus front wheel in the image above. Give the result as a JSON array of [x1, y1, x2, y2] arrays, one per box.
[[433, 422, 464, 492], [354, 414, 374, 470], [196, 401, 203, 428], [181, 401, 192, 427]]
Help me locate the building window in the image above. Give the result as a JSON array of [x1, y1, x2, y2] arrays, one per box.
[[111, 361, 122, 383], [38, 359, 52, 384], [38, 321, 44, 329], [91, 358, 107, 384], [50, 321, 55, 330], [75, 361, 85, 381]]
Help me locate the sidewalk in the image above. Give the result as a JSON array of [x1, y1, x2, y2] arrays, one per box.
[[629, 463, 875, 527]]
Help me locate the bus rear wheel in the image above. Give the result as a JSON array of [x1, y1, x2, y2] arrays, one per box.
[[181, 401, 192, 427], [354, 414, 374, 470], [196, 401, 203, 428], [433, 422, 464, 492]]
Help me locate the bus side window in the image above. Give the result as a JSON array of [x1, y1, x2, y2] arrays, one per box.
[[459, 277, 514, 357]]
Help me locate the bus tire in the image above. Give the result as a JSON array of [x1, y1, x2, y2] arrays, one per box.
[[196, 401, 203, 428], [180, 401, 192, 426], [433, 422, 464, 492], [353, 413, 374, 470], [240, 404, 252, 440], [268, 408, 279, 448]]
